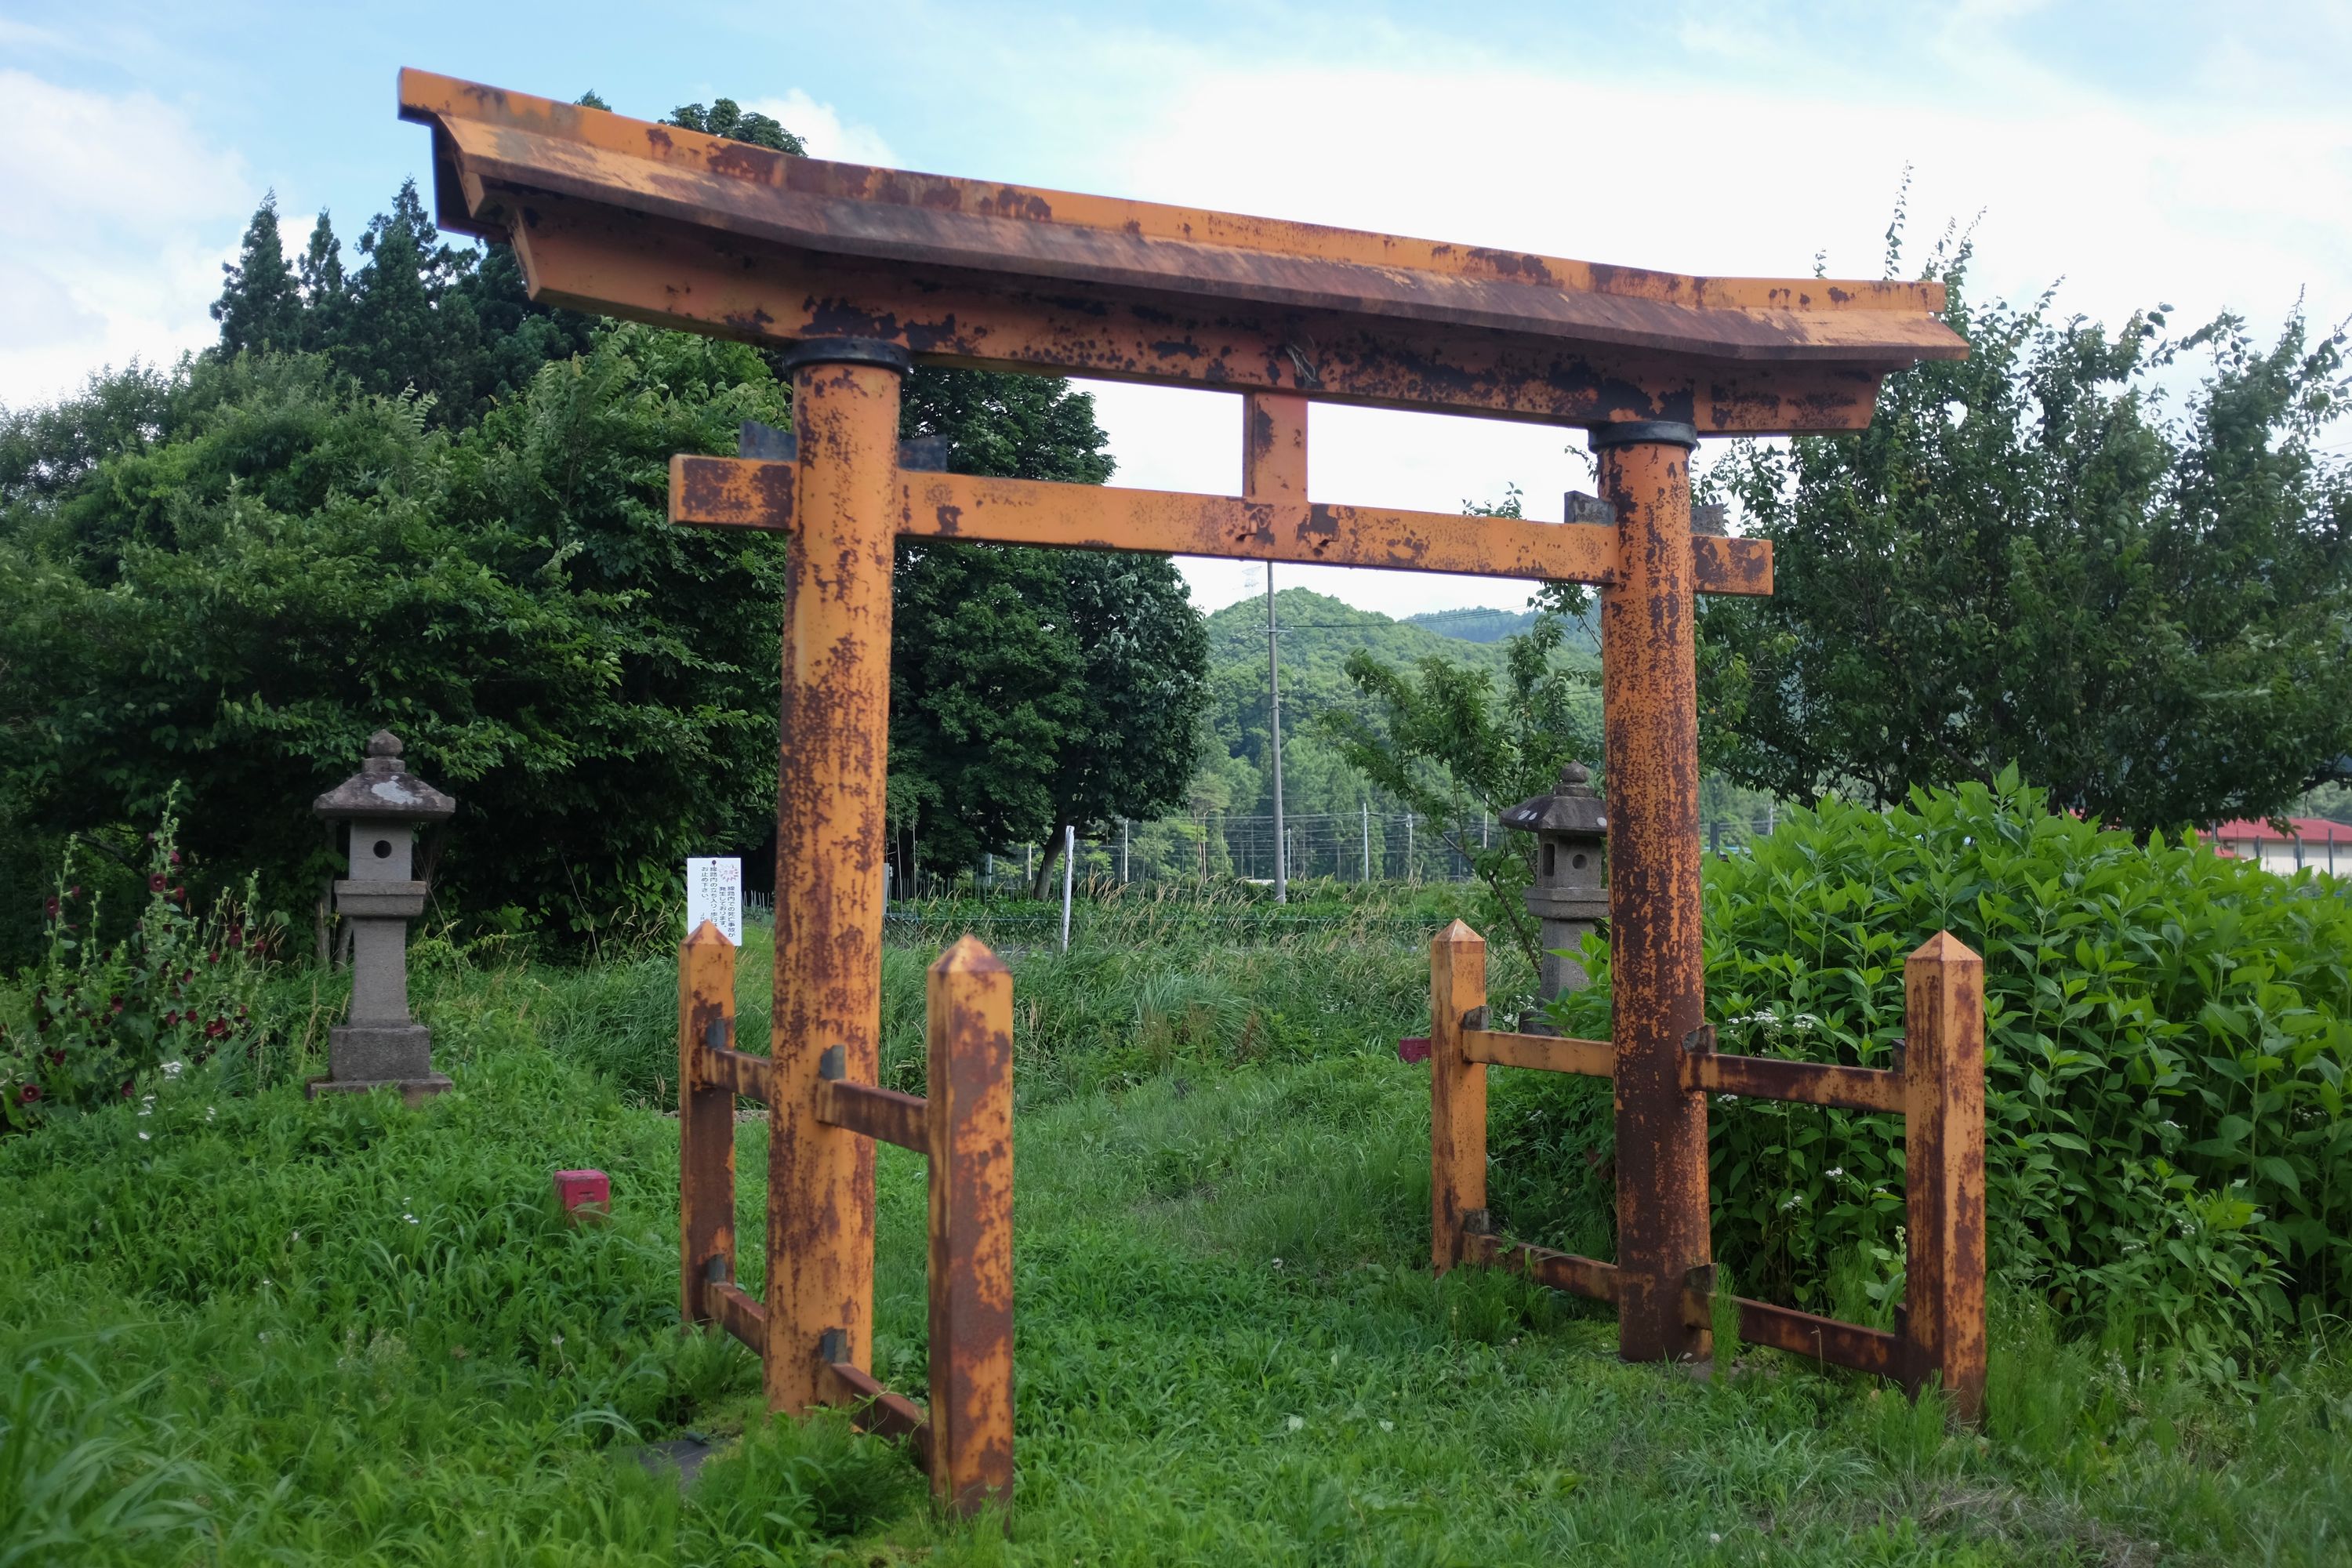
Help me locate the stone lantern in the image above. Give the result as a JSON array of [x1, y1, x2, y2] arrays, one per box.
[[1501, 760, 1608, 1000], [309, 731, 456, 1103]]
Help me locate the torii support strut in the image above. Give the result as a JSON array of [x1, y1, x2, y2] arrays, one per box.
[[396, 71, 1965, 1411]]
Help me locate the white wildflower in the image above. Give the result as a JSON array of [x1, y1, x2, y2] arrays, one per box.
[[161, 1060, 183, 1080], [1285, 1415, 1303, 1432], [138, 1131, 151, 1141], [1826, 1167, 1845, 1179], [1379, 1420, 1394, 1432]]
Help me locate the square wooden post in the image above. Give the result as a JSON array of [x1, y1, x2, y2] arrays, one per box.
[[678, 920, 738, 1324], [927, 936, 1016, 1518], [1903, 931, 1987, 1422], [1430, 920, 1488, 1272]]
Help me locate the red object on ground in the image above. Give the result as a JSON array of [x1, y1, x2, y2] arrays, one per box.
[[554, 1168, 610, 1220], [1397, 1036, 1431, 1065]]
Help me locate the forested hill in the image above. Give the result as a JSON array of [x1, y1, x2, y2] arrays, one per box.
[[1190, 587, 1597, 822], [1403, 606, 1536, 644]]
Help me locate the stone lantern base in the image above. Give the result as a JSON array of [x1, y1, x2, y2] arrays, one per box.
[[306, 1022, 452, 1105]]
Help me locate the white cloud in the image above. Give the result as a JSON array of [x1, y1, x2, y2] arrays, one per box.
[[746, 89, 895, 165], [0, 69, 252, 409], [1068, 54, 2352, 617]]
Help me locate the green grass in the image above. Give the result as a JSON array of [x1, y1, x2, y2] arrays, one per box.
[[5, 907, 2350, 1563]]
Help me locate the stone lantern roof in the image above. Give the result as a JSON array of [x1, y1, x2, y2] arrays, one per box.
[[1501, 761, 1607, 837], [312, 731, 457, 822]]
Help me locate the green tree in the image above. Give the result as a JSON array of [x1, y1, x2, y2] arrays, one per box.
[[210, 192, 301, 355], [296, 209, 348, 353], [1703, 234, 2352, 831], [668, 98, 805, 154], [884, 371, 1207, 890], [1321, 612, 1600, 971], [339, 179, 484, 418], [0, 334, 791, 959]]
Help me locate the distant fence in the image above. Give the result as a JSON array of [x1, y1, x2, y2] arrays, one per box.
[[752, 808, 1787, 904]]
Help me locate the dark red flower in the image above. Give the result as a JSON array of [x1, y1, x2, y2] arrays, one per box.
[[42, 897, 58, 920], [120, 1081, 134, 1099], [44, 1048, 64, 1067], [148, 873, 166, 892], [169, 850, 181, 866], [204, 1018, 229, 1040], [206, 951, 220, 965], [169, 886, 186, 903], [16, 1085, 38, 1105], [226, 928, 244, 950]]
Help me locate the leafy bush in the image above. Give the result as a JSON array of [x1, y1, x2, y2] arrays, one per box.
[[1, 799, 278, 1131], [1533, 771, 2352, 1353]]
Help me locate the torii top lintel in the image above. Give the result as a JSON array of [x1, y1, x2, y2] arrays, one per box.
[[398, 70, 1964, 435]]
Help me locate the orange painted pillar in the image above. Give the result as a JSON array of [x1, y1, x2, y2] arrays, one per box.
[[1903, 931, 1987, 1422], [1429, 920, 1490, 1272], [1595, 419, 1711, 1363], [927, 935, 1016, 1517], [678, 920, 739, 1325], [768, 340, 906, 1411]]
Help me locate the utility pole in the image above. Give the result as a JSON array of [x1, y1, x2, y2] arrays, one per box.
[[1120, 818, 1130, 884], [1363, 801, 1371, 881], [1268, 563, 1287, 904], [1060, 823, 1075, 951]]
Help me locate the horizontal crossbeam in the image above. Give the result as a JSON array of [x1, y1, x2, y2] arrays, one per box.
[[1681, 1033, 1905, 1113], [670, 456, 1773, 593], [1462, 1029, 1613, 1076], [709, 1279, 766, 1352], [700, 1040, 771, 1102], [1679, 1270, 1904, 1377], [1465, 1232, 1619, 1301], [822, 1359, 932, 1459], [814, 1078, 931, 1152]]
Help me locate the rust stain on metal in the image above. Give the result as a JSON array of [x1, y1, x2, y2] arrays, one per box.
[[927, 935, 1015, 1519], [766, 357, 902, 1413], [1242, 391, 1307, 499], [1598, 431, 1711, 1364]]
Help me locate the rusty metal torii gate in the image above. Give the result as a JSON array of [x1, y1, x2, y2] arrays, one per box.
[[401, 70, 1976, 1510]]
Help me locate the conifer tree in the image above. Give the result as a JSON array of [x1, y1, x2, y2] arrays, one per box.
[[296, 210, 347, 353], [343, 179, 480, 416], [210, 193, 301, 354]]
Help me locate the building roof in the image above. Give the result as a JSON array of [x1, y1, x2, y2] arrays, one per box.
[[2201, 817, 2351, 844]]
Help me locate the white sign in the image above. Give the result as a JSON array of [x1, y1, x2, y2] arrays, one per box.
[[686, 858, 742, 946]]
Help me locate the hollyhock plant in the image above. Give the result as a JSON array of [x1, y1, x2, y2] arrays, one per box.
[[1, 788, 279, 1133]]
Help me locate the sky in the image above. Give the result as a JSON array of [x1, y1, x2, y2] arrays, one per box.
[[5, 0, 2348, 617]]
